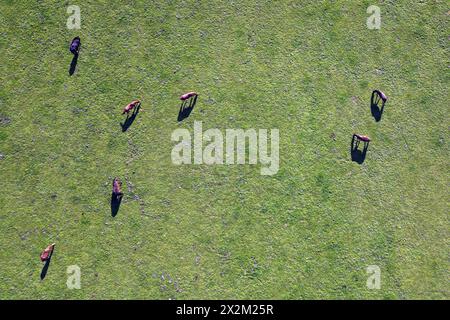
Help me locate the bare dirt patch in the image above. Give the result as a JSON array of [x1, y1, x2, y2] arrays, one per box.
[[0, 115, 11, 126]]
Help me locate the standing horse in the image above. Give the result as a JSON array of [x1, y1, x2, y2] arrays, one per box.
[[112, 177, 123, 200], [122, 100, 141, 115], [180, 92, 198, 101], [70, 37, 81, 55], [353, 134, 371, 149], [40, 243, 55, 262]]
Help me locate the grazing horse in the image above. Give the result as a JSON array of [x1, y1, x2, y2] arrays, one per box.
[[373, 90, 388, 103], [112, 178, 123, 199], [180, 92, 197, 101], [122, 100, 141, 115], [40, 243, 55, 262], [70, 37, 81, 55], [371, 89, 388, 108]]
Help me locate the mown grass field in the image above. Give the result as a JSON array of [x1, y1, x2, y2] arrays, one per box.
[[0, 0, 448, 299]]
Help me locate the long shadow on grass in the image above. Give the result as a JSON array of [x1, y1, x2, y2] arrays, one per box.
[[111, 193, 123, 217], [370, 90, 385, 122], [177, 95, 197, 122], [350, 135, 368, 164], [40, 250, 54, 280], [69, 54, 78, 76], [121, 103, 141, 132]]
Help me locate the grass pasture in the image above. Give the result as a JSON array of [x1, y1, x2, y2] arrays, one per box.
[[0, 0, 448, 299]]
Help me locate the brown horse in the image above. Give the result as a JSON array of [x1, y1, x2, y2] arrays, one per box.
[[122, 100, 141, 115], [373, 90, 387, 103], [40, 243, 55, 262], [353, 134, 371, 151], [354, 134, 371, 143], [180, 92, 197, 101], [112, 177, 123, 200]]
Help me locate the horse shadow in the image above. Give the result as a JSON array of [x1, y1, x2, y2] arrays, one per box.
[[111, 193, 123, 217], [40, 249, 54, 280], [350, 135, 369, 164], [69, 54, 78, 76], [177, 95, 197, 122], [121, 103, 141, 132], [370, 90, 385, 122]]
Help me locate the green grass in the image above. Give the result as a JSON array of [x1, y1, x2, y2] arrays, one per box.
[[0, 0, 448, 299]]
